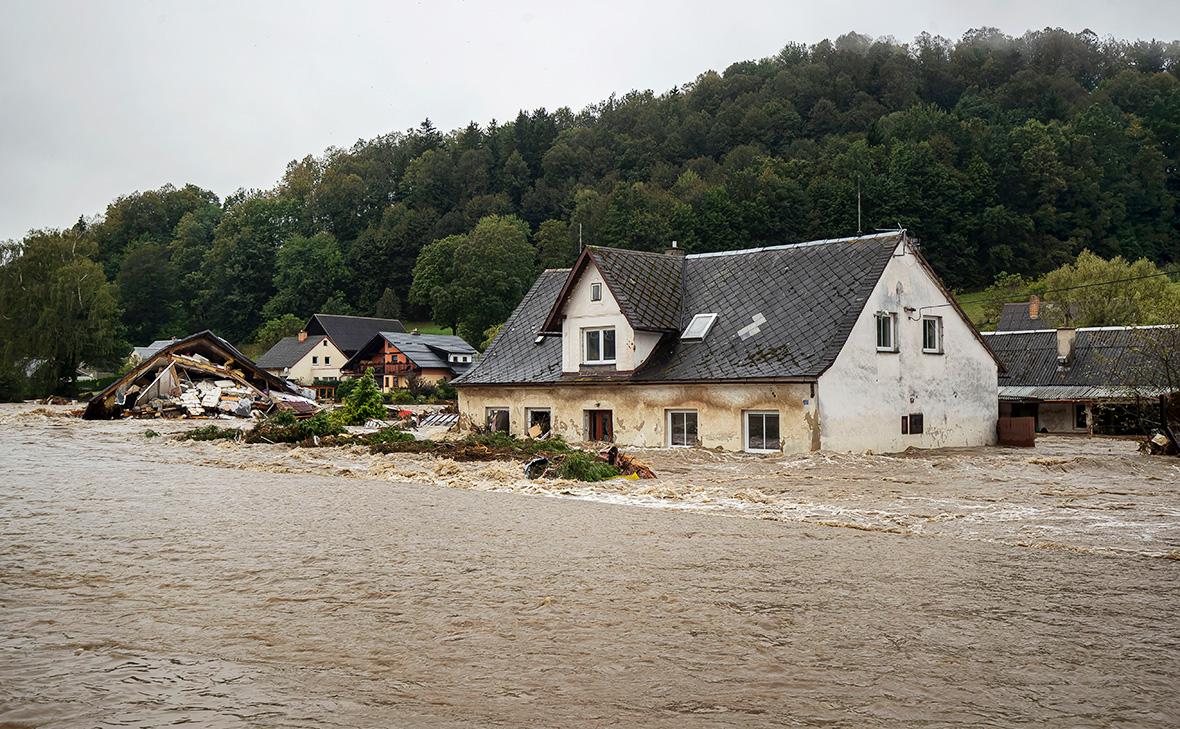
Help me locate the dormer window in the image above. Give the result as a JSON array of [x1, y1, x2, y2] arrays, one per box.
[[590, 282, 602, 302], [681, 313, 718, 341], [582, 327, 616, 365]]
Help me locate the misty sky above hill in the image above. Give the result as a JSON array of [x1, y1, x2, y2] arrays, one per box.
[[2, 0, 1178, 242]]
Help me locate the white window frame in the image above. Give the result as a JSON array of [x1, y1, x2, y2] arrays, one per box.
[[590, 282, 602, 302], [311, 355, 319, 364], [582, 327, 617, 365], [875, 311, 898, 352], [743, 410, 782, 453], [666, 409, 699, 447], [921, 315, 943, 354], [680, 313, 718, 341]]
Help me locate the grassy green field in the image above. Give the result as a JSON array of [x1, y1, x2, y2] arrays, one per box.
[[401, 321, 454, 336], [954, 291, 990, 329]]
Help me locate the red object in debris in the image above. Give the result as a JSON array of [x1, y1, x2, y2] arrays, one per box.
[[399, 410, 413, 418]]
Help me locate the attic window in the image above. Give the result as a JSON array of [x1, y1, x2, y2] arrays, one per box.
[[681, 313, 718, 341], [590, 282, 602, 302]]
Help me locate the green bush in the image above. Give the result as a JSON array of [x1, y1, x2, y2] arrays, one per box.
[[247, 410, 345, 443], [433, 379, 457, 401], [334, 376, 358, 403], [336, 369, 387, 425], [554, 451, 619, 482], [365, 426, 416, 445], [180, 424, 242, 441], [389, 389, 417, 405], [463, 431, 573, 455]]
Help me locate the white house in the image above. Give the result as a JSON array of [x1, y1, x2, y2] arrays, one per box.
[[256, 314, 407, 399], [453, 231, 1000, 453], [255, 332, 347, 393]]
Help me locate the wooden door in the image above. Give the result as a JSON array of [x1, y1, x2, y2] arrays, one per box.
[[587, 410, 613, 442]]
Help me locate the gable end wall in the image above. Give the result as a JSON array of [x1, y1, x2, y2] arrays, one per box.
[[816, 242, 998, 452]]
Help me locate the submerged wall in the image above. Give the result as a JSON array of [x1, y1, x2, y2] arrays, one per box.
[[457, 382, 817, 452]]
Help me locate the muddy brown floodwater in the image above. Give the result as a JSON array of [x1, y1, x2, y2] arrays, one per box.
[[1, 404, 1179, 727]]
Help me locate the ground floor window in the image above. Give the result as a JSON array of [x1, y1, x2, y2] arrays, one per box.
[[1074, 403, 1088, 429], [526, 408, 552, 437], [667, 409, 699, 447], [902, 412, 924, 435], [314, 385, 336, 401], [744, 411, 780, 452], [585, 409, 613, 442], [486, 407, 510, 433]]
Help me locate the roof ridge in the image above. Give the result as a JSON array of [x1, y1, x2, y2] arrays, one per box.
[[585, 245, 679, 259], [686, 231, 903, 259], [313, 313, 404, 321]]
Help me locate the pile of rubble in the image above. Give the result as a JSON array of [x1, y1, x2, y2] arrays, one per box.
[[85, 331, 318, 420]]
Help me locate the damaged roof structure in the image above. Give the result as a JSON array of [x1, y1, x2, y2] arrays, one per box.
[[84, 330, 318, 420]]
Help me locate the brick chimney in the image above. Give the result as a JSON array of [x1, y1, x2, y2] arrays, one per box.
[[1028, 294, 1040, 320], [666, 240, 685, 256], [297, 330, 308, 342]]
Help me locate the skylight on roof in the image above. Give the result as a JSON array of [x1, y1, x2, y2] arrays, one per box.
[[681, 313, 718, 341]]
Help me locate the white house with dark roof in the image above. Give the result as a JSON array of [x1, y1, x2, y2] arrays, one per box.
[[255, 313, 407, 398], [454, 231, 1002, 453], [255, 332, 347, 393]]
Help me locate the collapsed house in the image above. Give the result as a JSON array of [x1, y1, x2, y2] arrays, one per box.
[[84, 330, 318, 420]]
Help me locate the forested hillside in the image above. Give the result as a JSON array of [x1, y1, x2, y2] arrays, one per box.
[[3, 28, 1180, 393]]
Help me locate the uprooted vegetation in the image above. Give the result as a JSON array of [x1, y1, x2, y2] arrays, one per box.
[[177, 416, 637, 481]]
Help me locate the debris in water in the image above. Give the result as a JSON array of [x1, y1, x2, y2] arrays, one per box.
[[83, 331, 317, 420]]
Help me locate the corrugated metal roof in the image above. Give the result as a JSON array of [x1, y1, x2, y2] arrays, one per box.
[[998, 385, 1171, 401], [984, 326, 1179, 399]]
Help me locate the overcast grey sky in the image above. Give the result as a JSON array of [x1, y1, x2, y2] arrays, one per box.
[[1, 0, 1177, 242]]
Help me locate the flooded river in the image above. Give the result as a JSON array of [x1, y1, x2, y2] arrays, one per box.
[[2, 404, 1179, 726]]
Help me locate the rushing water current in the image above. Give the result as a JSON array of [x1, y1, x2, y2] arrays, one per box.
[[1, 404, 1179, 727]]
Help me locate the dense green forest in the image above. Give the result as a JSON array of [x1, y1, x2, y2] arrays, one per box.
[[3, 28, 1180, 394]]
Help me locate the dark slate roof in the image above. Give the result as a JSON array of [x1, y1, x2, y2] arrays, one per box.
[[256, 335, 326, 369], [457, 232, 912, 386], [996, 303, 1040, 332], [984, 327, 1178, 396], [590, 246, 684, 331], [304, 314, 406, 354], [458, 270, 567, 385], [381, 332, 477, 370]]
